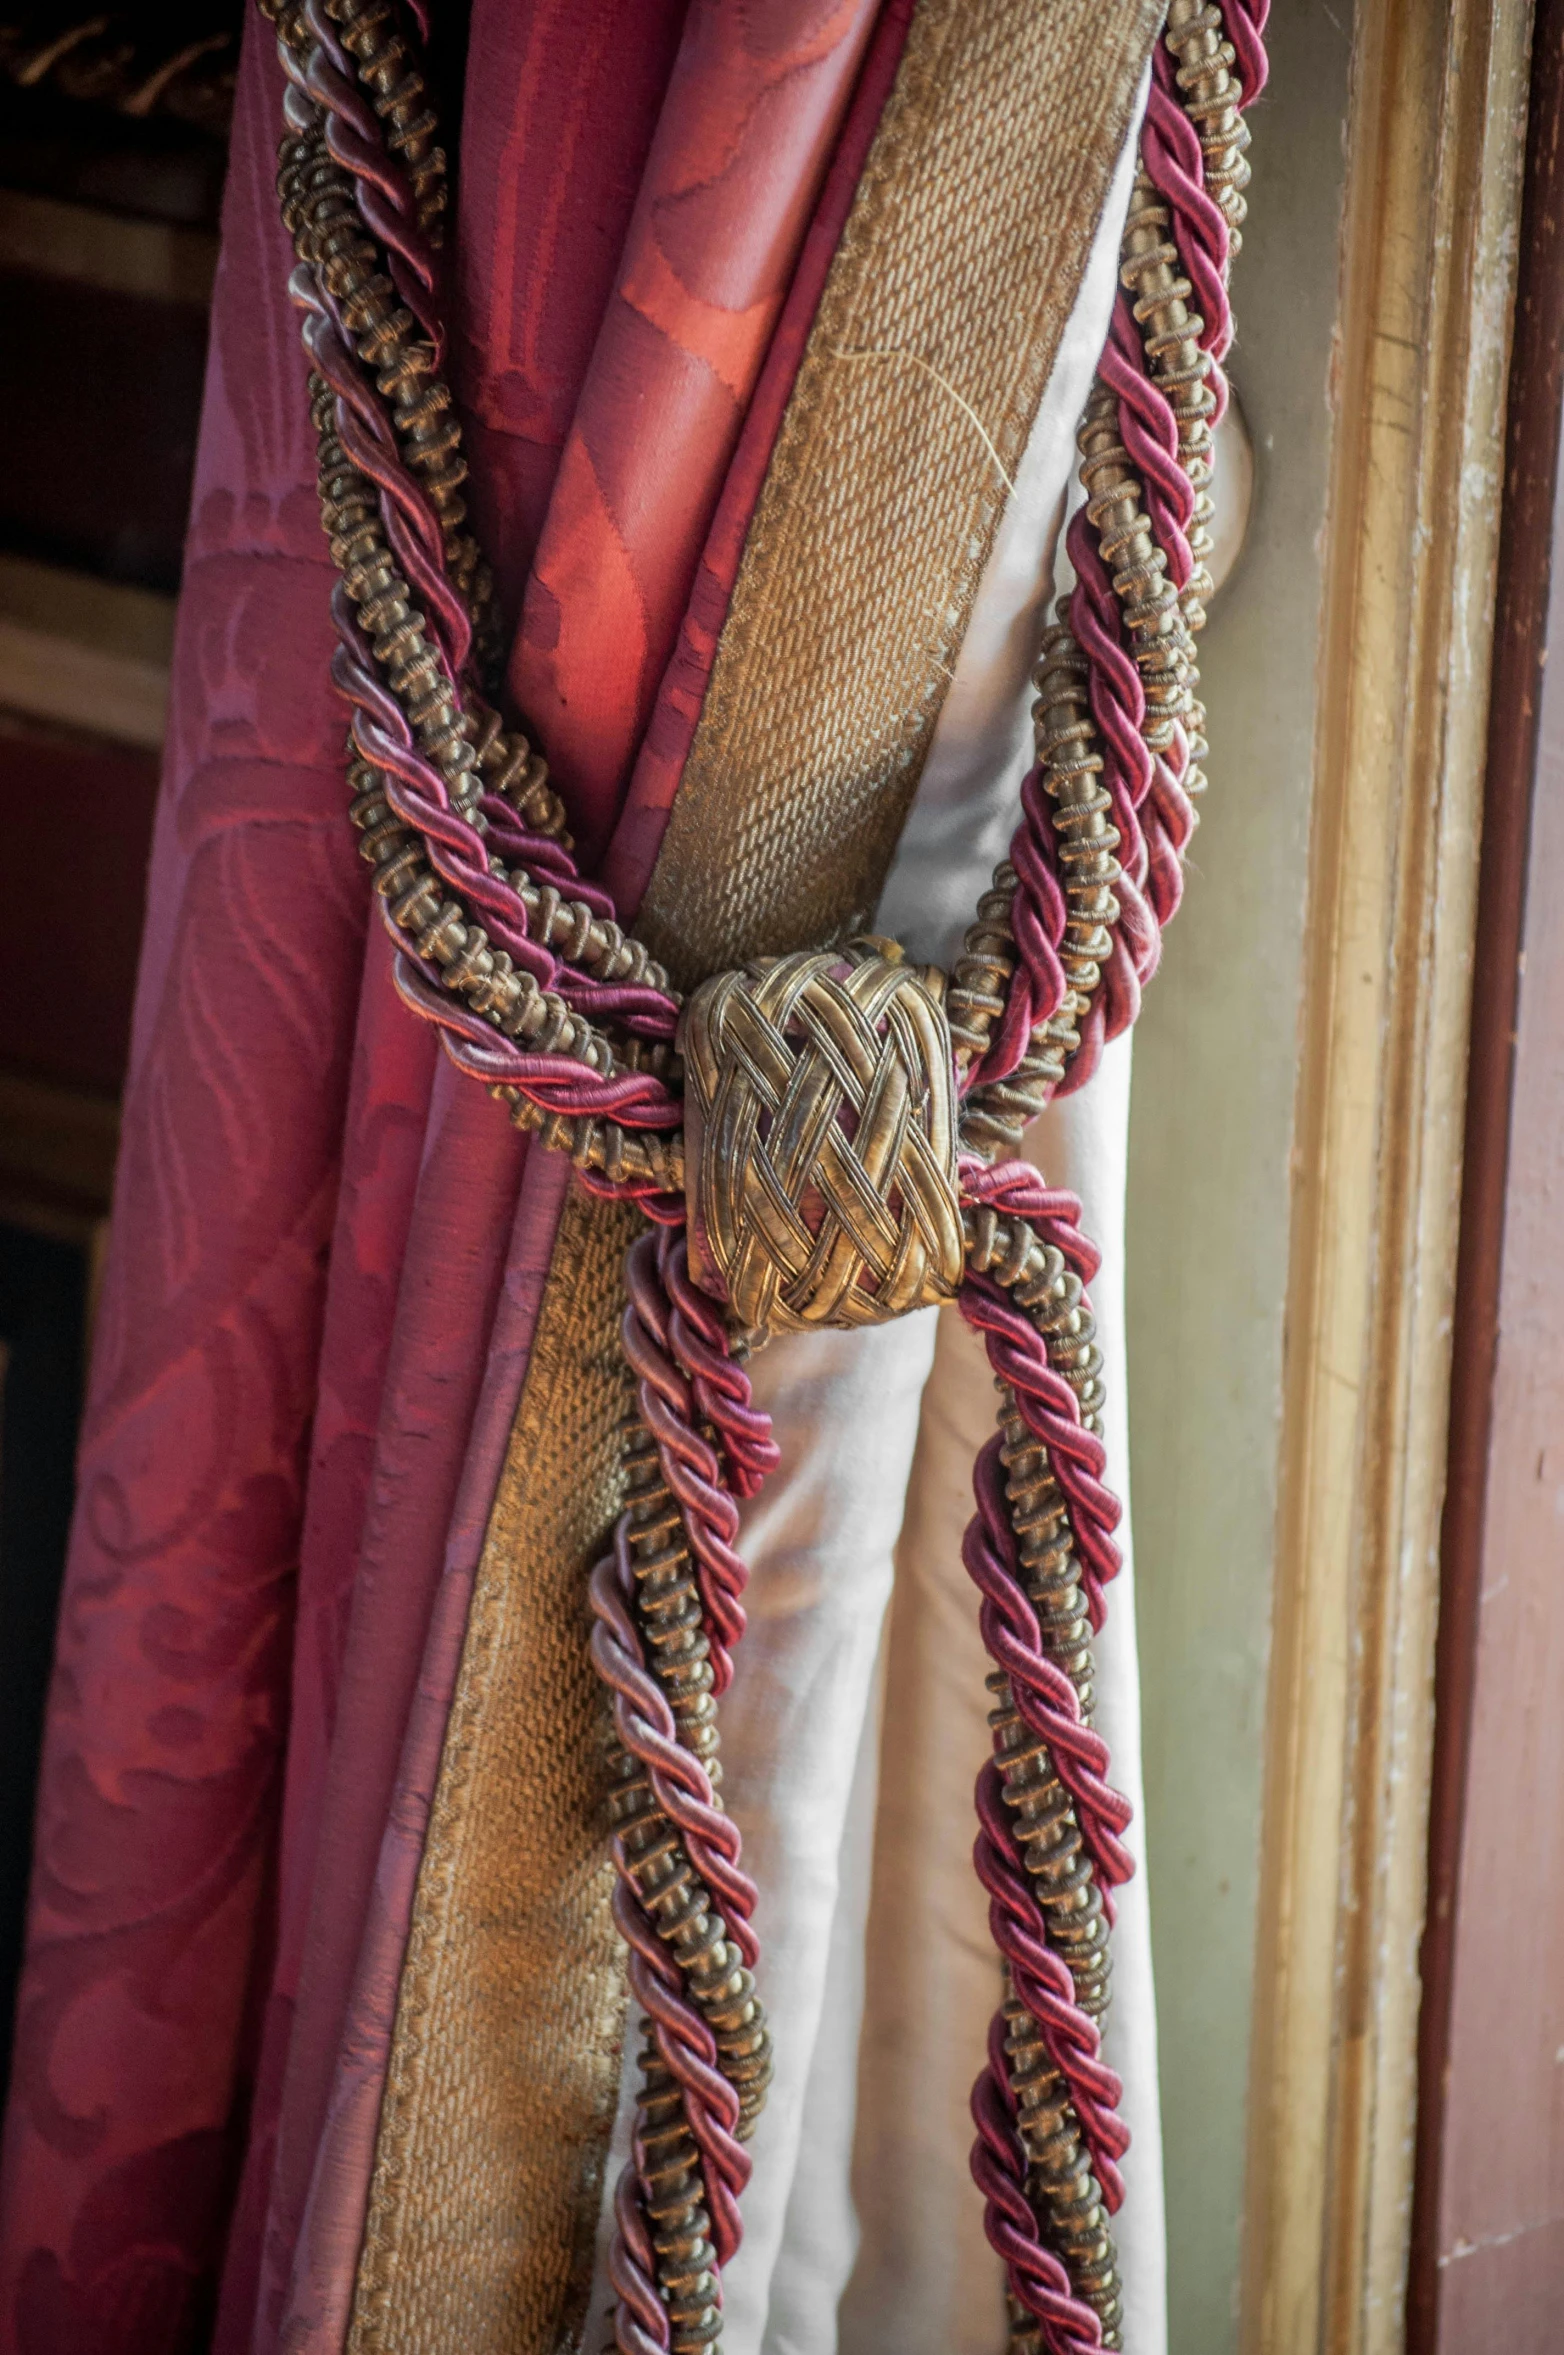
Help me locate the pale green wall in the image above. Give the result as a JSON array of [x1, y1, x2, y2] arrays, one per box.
[[1127, 9, 1354, 2349]]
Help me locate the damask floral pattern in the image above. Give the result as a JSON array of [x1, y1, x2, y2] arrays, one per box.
[[0, 26, 364, 2338]]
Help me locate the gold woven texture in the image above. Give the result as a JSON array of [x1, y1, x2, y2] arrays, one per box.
[[348, 1185, 642, 2355], [683, 943, 962, 1332], [637, 0, 1165, 992]]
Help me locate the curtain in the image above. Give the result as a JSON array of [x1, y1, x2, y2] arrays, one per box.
[[0, 6, 1164, 2350]]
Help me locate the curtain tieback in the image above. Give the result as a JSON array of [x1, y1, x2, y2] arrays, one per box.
[[257, 0, 1270, 2338], [682, 943, 964, 1335]]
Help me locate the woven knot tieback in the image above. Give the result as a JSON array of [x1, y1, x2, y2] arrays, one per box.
[[681, 941, 965, 1333], [263, 0, 1270, 2336]]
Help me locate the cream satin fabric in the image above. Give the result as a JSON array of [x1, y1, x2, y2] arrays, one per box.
[[840, 1043, 1160, 2355], [585, 91, 1162, 2355]]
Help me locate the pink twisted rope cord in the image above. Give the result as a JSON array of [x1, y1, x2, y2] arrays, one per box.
[[959, 1407, 1130, 1877], [592, 1229, 780, 2333], [590, 1541, 753, 2291], [301, 0, 445, 338], [972, 2015, 1107, 2355], [654, 1233, 781, 1502], [974, 1762, 1129, 2185], [957, 1156, 1135, 2252], [589, 1532, 761, 1977], [961, 6, 1269, 2336], [622, 1229, 781, 1692], [272, 0, 1271, 2339], [959, 1242, 1132, 2337], [313, 524, 687, 1177], [961, 1281, 1124, 1640], [608, 2163, 675, 2355], [282, 52, 686, 1163], [968, 0, 1270, 1111], [958, 1156, 1103, 1285], [313, 422, 687, 1098]]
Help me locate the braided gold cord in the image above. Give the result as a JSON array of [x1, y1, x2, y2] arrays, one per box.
[[305, 382, 620, 1063], [312, 0, 511, 674], [947, 860, 1092, 1160], [1002, 1983, 1123, 2355], [1080, 384, 1193, 749], [626, 2033, 724, 2354], [604, 1417, 774, 2351], [682, 946, 964, 1333], [1034, 637, 1125, 989], [614, 1422, 774, 2132], [1166, 0, 1252, 240], [502, 1095, 686, 1195], [267, 11, 506, 684], [283, 137, 503, 778], [948, 2, 1253, 1147], [303, 372, 484, 820], [279, 75, 695, 1188], [304, 344, 684, 1189], [966, 1211, 1123, 2347], [326, 0, 448, 238], [1158, 0, 1254, 813]]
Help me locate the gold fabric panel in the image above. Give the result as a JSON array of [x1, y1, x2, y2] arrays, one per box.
[[351, 1, 1161, 2346], [638, 0, 1163, 992], [349, 1187, 642, 2354]]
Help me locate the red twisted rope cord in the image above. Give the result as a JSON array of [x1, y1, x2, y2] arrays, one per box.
[[975, 1763, 1130, 2190], [591, 1231, 778, 2327], [657, 1236, 781, 1502], [621, 1230, 781, 1693], [962, 1284, 1124, 1638], [960, 1417, 1131, 1883], [960, 1271, 1131, 2339], [968, 0, 1270, 1113], [956, 1152, 1136, 2315], [961, 9, 1270, 2333], [267, 0, 1272, 2338], [971, 2013, 1108, 2355], [590, 1533, 761, 1971], [608, 2162, 675, 2355], [617, 1892, 752, 2255], [306, 381, 687, 1096], [281, 39, 687, 1154], [590, 1538, 757, 2296]]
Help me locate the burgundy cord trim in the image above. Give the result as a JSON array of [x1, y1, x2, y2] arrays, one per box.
[[272, 0, 1272, 2334]]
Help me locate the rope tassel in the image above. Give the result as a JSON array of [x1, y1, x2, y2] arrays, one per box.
[[257, 0, 1270, 2341]]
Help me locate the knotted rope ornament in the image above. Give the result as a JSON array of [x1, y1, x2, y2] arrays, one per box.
[[682, 942, 964, 1333], [260, 0, 1268, 2346]]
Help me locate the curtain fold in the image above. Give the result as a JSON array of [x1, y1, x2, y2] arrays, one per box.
[[0, 25, 363, 2342]]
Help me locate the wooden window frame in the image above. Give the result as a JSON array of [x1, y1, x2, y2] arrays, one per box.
[[1240, 1, 1536, 2348]]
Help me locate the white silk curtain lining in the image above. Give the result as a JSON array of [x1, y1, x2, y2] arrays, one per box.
[[585, 81, 1162, 2355]]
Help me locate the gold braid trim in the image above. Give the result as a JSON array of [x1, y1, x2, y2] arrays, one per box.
[[966, 1208, 1123, 2347], [947, 0, 1256, 1151], [614, 1419, 774, 2134]]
